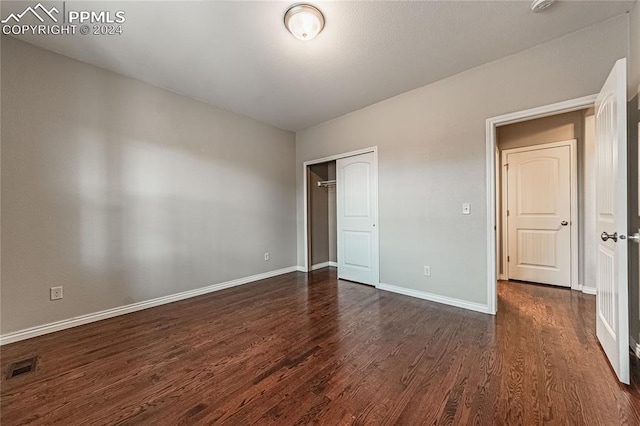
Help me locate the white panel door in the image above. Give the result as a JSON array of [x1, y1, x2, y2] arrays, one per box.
[[337, 152, 378, 286], [595, 58, 629, 384], [507, 145, 572, 286]]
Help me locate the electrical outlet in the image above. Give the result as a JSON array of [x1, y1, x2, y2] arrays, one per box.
[[264, 252, 270, 261], [50, 286, 63, 301], [462, 203, 471, 215], [424, 266, 431, 276]]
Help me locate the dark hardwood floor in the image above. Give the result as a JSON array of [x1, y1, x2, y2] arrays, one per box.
[[2, 269, 640, 425]]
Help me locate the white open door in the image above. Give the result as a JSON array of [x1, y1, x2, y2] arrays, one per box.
[[595, 58, 629, 384], [337, 152, 379, 286]]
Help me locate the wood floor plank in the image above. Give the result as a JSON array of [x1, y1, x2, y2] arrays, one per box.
[[2, 270, 640, 425]]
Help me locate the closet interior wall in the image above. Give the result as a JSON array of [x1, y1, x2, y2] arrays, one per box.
[[308, 161, 337, 269]]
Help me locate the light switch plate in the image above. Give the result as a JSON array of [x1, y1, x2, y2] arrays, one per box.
[[462, 203, 471, 215]]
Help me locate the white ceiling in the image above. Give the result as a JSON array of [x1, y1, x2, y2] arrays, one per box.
[[2, 1, 635, 131]]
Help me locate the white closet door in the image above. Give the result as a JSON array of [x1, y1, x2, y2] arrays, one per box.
[[336, 152, 378, 286]]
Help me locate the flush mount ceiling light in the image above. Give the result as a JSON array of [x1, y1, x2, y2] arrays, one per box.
[[530, 0, 555, 13], [284, 4, 325, 41]]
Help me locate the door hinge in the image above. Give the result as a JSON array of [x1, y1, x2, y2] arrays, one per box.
[[507, 210, 510, 217], [507, 256, 510, 262]]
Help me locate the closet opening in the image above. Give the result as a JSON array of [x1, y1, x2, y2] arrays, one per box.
[[306, 161, 337, 272]]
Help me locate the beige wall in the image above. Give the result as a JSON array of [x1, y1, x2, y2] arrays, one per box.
[[307, 161, 336, 266], [328, 162, 337, 263], [1, 37, 297, 334], [630, 2, 640, 99], [496, 110, 596, 291], [295, 15, 628, 306], [497, 111, 583, 150], [308, 163, 329, 265], [583, 111, 597, 292]]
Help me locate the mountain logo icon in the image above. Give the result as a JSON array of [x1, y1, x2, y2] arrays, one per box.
[[1, 3, 59, 24]]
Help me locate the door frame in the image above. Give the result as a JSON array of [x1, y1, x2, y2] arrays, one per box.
[[501, 140, 578, 289], [303, 146, 379, 283], [485, 94, 596, 314]]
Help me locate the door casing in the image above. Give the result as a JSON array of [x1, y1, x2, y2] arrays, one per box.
[[486, 94, 597, 314]]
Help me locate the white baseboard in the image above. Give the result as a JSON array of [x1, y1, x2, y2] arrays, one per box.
[[0, 266, 299, 346], [311, 261, 330, 271], [377, 283, 491, 314], [311, 262, 332, 271], [299, 262, 337, 273], [581, 286, 596, 295]]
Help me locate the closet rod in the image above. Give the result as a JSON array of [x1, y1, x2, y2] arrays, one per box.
[[317, 179, 336, 187]]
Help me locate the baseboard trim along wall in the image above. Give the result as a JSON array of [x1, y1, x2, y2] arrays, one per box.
[[581, 286, 596, 295], [311, 261, 338, 271], [311, 262, 330, 271], [0, 266, 300, 346], [377, 283, 491, 314]]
